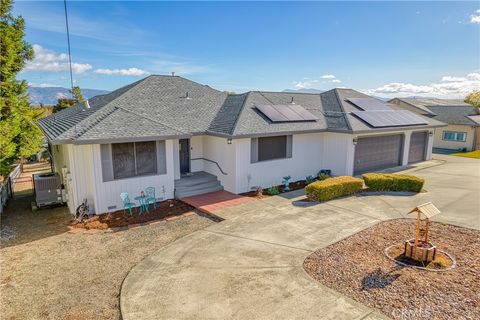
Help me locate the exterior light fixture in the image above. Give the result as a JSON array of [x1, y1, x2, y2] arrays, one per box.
[[227, 139, 232, 144], [353, 138, 358, 145], [428, 131, 434, 137]]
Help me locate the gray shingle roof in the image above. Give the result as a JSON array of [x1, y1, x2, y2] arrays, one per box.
[[425, 106, 479, 126], [391, 98, 479, 126], [38, 75, 447, 144]]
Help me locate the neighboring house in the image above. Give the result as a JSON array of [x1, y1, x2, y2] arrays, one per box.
[[389, 98, 480, 152], [38, 76, 444, 215]]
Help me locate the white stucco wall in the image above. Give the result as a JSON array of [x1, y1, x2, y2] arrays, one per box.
[[89, 140, 176, 214], [433, 125, 475, 151], [68, 144, 96, 214], [190, 135, 204, 172], [202, 136, 236, 192], [321, 132, 355, 176], [234, 133, 324, 193]]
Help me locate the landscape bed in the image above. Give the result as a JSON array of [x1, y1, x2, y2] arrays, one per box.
[[303, 219, 480, 320], [73, 199, 199, 229]]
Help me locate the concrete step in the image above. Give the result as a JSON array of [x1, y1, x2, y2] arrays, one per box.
[[175, 180, 222, 194], [174, 172, 218, 188], [176, 185, 224, 198], [174, 171, 224, 198]]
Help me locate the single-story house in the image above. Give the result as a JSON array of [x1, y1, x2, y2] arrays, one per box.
[[389, 98, 480, 152], [38, 75, 445, 215]]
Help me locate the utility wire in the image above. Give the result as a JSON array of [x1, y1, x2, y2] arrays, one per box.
[[63, 0, 74, 93]]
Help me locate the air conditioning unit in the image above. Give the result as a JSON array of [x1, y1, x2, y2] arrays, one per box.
[[33, 173, 64, 207]]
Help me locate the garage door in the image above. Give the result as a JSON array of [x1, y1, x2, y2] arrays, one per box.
[[408, 131, 427, 163], [354, 135, 403, 175]]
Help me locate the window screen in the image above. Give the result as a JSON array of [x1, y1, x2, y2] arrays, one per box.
[[135, 141, 157, 175], [112, 143, 136, 179], [258, 136, 287, 161], [110, 141, 158, 180]]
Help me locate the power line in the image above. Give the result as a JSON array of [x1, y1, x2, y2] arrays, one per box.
[[63, 0, 74, 93]]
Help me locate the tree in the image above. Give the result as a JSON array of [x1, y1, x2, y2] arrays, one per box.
[[53, 86, 85, 113], [72, 86, 84, 103], [465, 91, 480, 108], [0, 0, 43, 175]]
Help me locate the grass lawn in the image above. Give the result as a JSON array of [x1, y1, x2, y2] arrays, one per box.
[[0, 195, 214, 319], [451, 150, 480, 159]]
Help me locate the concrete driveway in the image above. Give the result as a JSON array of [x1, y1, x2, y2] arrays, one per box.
[[120, 155, 479, 319]]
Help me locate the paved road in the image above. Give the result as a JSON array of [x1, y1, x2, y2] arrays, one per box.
[[121, 155, 479, 320]]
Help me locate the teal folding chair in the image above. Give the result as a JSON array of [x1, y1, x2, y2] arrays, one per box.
[[145, 187, 157, 210], [120, 192, 135, 216]]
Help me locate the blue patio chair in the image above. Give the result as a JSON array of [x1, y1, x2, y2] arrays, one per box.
[[120, 192, 135, 216], [145, 187, 157, 209]]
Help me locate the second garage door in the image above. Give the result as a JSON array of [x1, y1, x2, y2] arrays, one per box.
[[408, 131, 427, 163], [354, 135, 403, 175]]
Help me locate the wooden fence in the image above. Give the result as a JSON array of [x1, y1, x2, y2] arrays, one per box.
[[0, 165, 21, 214]]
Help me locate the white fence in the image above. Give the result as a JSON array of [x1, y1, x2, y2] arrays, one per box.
[[0, 165, 21, 214]]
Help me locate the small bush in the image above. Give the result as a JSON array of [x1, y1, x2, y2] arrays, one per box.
[[305, 175, 316, 184], [305, 176, 363, 202], [266, 186, 280, 195], [362, 173, 424, 193], [318, 173, 331, 181]]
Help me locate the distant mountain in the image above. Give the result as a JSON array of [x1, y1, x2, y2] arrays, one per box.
[[28, 86, 110, 105], [282, 88, 324, 94]]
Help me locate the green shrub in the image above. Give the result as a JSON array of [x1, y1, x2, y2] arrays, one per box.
[[362, 173, 424, 193], [305, 176, 363, 202], [318, 173, 331, 181], [266, 186, 280, 195]]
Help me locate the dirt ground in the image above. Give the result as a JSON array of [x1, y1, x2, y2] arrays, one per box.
[[304, 219, 480, 320], [0, 163, 215, 319]]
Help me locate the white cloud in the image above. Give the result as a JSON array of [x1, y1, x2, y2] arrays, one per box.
[[24, 44, 92, 74], [470, 9, 480, 24], [364, 72, 480, 99], [293, 79, 319, 89], [293, 74, 342, 89], [94, 68, 149, 76], [321, 74, 336, 79]]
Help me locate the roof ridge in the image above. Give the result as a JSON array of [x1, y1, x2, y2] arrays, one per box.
[[332, 89, 353, 131], [228, 92, 250, 135]]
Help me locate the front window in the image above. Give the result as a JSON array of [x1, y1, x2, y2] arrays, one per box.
[[258, 136, 288, 161], [112, 141, 157, 179], [442, 131, 466, 142]]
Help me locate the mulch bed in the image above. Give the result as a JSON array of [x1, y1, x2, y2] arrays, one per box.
[[304, 219, 480, 320], [72, 199, 197, 229], [241, 180, 308, 198]]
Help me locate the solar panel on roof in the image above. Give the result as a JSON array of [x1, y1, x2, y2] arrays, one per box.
[[256, 104, 288, 122], [274, 105, 304, 121], [256, 104, 318, 122], [348, 98, 393, 111], [353, 110, 428, 128]]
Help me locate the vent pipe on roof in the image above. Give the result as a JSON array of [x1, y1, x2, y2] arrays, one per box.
[[290, 97, 295, 104], [171, 72, 175, 76], [84, 100, 90, 109], [185, 92, 191, 100]]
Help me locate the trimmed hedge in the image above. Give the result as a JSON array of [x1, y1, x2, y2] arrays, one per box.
[[305, 176, 363, 202], [362, 173, 424, 193]]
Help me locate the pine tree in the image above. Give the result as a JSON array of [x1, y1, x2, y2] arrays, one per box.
[[0, 0, 43, 175]]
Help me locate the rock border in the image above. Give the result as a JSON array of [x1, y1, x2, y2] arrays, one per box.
[[384, 244, 457, 272]]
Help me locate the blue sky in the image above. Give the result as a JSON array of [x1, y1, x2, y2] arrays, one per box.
[[15, 1, 480, 98]]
